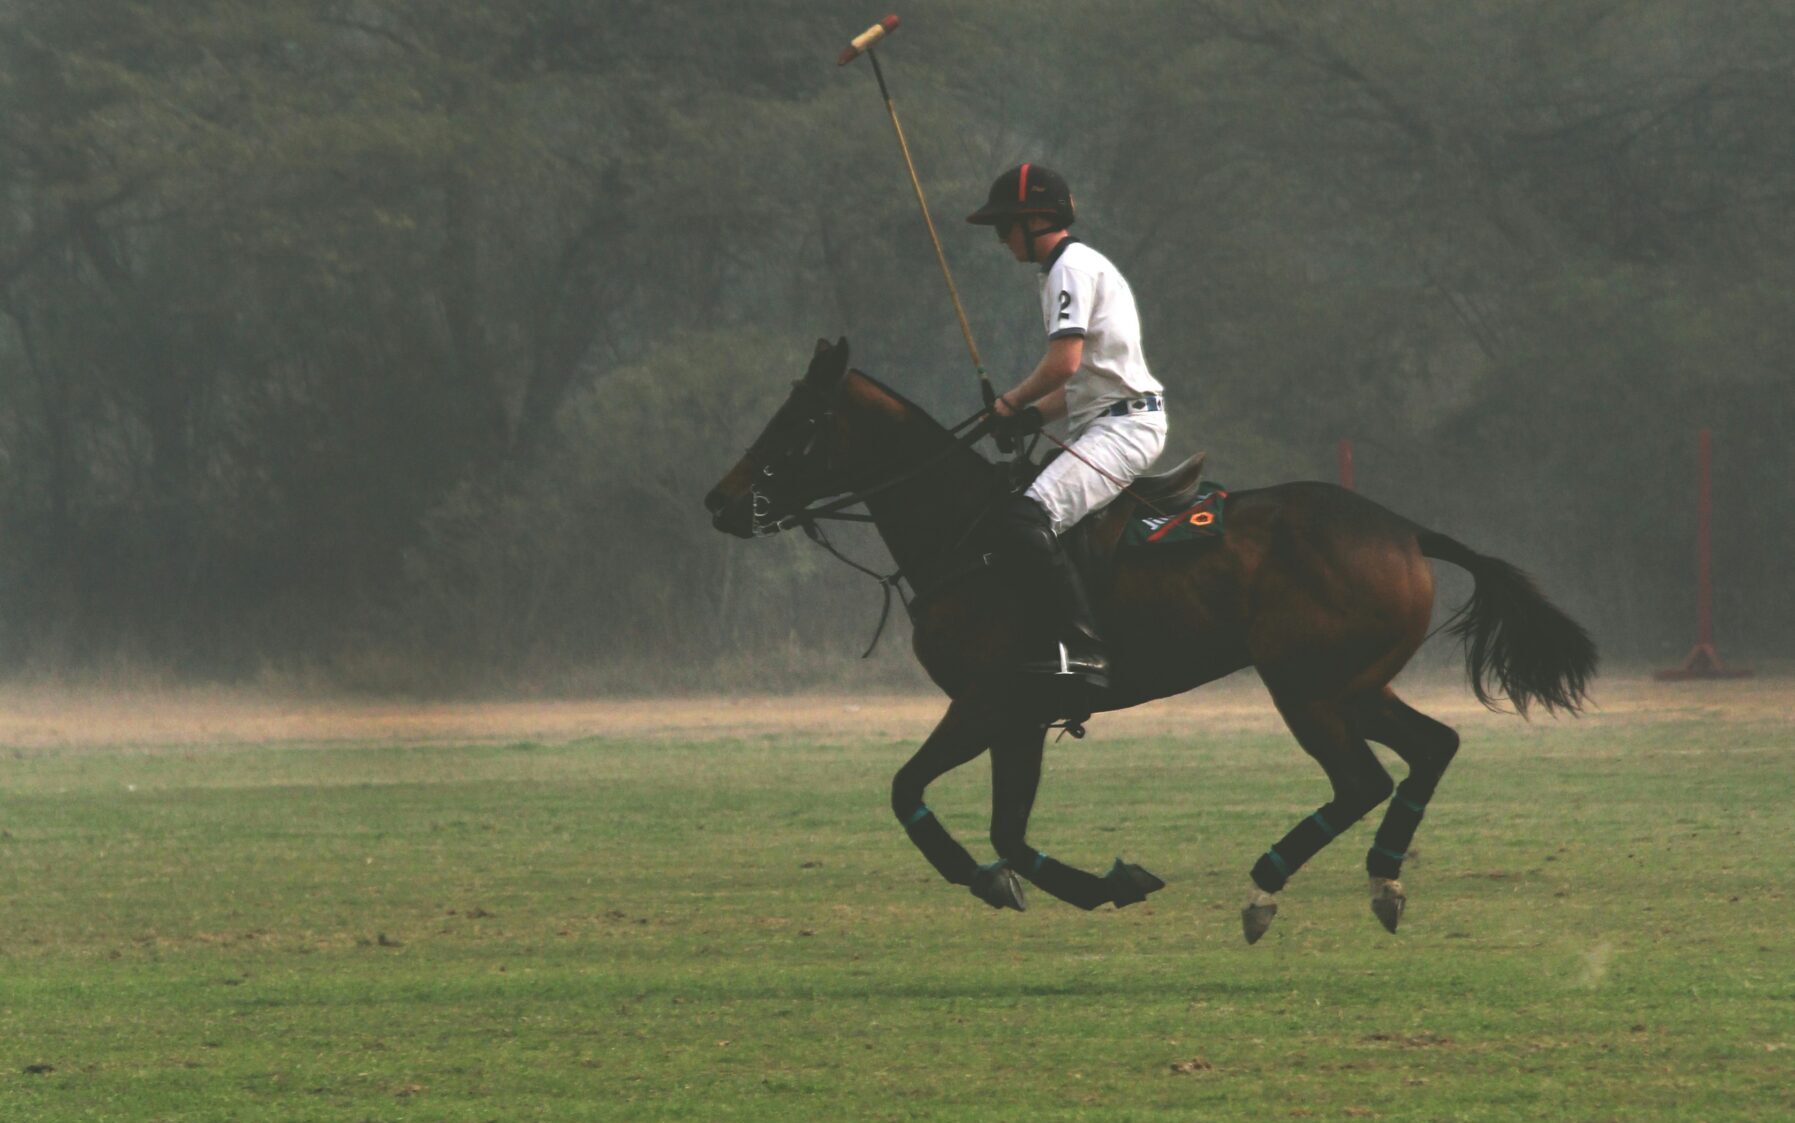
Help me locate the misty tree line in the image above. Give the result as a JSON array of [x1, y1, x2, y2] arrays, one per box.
[[1, 1, 1790, 689]]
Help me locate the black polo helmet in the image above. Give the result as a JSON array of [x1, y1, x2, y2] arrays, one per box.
[[965, 163, 1076, 231]]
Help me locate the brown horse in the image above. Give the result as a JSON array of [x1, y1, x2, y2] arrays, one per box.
[[705, 339, 1595, 941]]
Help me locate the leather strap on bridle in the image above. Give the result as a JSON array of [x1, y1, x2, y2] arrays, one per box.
[[775, 408, 993, 531], [780, 407, 995, 657]]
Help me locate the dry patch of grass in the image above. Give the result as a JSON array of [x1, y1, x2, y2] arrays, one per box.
[[2, 672, 1788, 752]]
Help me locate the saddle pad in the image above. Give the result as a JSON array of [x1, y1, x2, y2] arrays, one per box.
[[1121, 485, 1228, 548]]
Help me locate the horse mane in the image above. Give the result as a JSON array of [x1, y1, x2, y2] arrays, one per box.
[[843, 368, 950, 431], [842, 368, 997, 479]]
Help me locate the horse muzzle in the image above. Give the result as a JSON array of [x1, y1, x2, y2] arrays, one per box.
[[708, 495, 751, 538], [709, 488, 772, 539]]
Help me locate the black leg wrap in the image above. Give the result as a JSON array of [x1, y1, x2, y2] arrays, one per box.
[[1251, 849, 1293, 894], [1251, 807, 1346, 893], [898, 805, 978, 886], [1366, 786, 1429, 879], [999, 845, 1112, 911], [1031, 854, 1114, 911], [1366, 846, 1405, 881]]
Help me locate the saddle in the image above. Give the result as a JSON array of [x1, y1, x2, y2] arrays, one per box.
[[1064, 452, 1216, 591], [920, 452, 1218, 610]]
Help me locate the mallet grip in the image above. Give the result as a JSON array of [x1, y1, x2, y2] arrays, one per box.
[[837, 15, 900, 66]]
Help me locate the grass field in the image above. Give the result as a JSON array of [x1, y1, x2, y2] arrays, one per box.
[[2, 678, 1792, 1121]]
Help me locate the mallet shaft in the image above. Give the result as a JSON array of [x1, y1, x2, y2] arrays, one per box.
[[871, 53, 986, 381], [868, 56, 983, 378], [840, 15, 1001, 438]]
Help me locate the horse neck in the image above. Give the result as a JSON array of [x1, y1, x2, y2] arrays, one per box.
[[835, 391, 998, 586]]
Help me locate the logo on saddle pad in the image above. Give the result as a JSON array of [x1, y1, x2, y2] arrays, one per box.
[[1121, 485, 1228, 548]]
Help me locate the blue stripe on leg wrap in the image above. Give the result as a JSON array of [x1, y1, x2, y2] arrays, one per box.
[[904, 804, 933, 828], [1309, 810, 1338, 839], [1032, 851, 1048, 875], [1373, 845, 1407, 864], [1398, 795, 1425, 815], [1265, 849, 1292, 879]]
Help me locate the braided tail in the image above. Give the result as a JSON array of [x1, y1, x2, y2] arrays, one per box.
[[1419, 532, 1597, 716]]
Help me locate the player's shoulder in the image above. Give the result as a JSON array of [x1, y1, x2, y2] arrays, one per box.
[[1051, 240, 1116, 278]]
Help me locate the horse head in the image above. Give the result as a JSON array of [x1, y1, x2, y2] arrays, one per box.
[[705, 337, 857, 538]]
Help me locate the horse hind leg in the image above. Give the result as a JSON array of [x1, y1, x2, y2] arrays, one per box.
[[1243, 696, 1394, 944], [1353, 690, 1461, 933]]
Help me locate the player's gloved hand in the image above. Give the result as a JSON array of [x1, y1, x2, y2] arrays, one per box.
[[991, 406, 1045, 442]]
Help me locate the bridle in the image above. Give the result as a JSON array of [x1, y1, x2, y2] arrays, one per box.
[[748, 377, 996, 537], [742, 376, 1004, 655]]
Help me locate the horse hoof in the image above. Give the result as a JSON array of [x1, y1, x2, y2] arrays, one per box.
[[1241, 889, 1278, 944], [1105, 859, 1166, 908], [1370, 877, 1405, 933], [970, 861, 1027, 911]]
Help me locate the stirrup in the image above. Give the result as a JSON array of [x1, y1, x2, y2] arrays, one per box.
[[1005, 646, 1108, 726], [1020, 641, 1110, 690]]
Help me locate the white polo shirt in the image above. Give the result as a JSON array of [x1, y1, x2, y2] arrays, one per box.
[[1038, 238, 1163, 432]]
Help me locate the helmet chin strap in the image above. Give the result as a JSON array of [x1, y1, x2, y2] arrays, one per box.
[[1025, 219, 1069, 264]]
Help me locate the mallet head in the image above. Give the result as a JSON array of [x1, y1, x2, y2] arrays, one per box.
[[837, 15, 900, 66]]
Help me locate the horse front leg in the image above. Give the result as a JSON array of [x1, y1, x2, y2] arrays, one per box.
[[988, 721, 1167, 911], [891, 700, 1006, 903]]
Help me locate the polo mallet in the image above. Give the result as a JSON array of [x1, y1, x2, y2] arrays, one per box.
[[837, 16, 1014, 451], [839, 20, 1175, 519]]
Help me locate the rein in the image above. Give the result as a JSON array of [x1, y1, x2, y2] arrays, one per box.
[[1020, 414, 1176, 520], [799, 521, 908, 658], [770, 407, 1000, 657], [770, 408, 992, 532]]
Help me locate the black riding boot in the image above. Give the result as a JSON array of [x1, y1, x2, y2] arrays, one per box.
[[994, 497, 1111, 704]]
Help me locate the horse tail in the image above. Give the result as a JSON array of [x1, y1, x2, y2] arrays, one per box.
[[1418, 532, 1597, 716]]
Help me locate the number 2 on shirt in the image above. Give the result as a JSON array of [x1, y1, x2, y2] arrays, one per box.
[[1058, 290, 1071, 322]]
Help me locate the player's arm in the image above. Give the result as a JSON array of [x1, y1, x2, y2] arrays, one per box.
[[995, 334, 1083, 415], [1032, 385, 1068, 422]]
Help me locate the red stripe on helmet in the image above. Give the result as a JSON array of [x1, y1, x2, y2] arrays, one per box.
[[1017, 163, 1030, 201]]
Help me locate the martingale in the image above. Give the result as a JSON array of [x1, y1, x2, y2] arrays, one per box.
[[1120, 485, 1229, 548]]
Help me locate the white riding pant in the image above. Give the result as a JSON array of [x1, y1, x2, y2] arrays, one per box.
[[1024, 410, 1169, 536]]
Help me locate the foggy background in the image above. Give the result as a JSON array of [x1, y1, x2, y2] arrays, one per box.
[[1, 1, 1790, 694]]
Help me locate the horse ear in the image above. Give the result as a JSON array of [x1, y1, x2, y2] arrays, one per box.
[[804, 335, 850, 384]]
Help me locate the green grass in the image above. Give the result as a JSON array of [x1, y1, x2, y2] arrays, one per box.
[[2, 709, 1792, 1121]]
